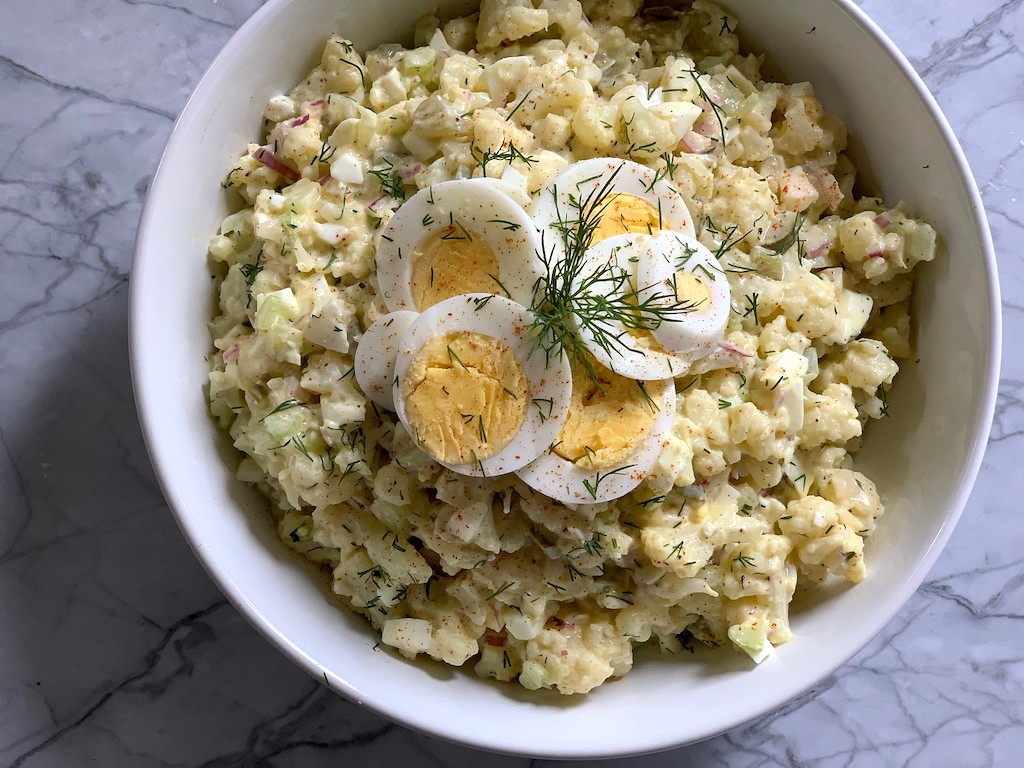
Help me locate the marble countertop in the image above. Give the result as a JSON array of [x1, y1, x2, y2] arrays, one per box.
[[1, 0, 1020, 765]]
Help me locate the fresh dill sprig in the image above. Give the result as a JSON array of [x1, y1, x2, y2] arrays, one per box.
[[288, 434, 313, 462], [532, 397, 554, 422], [878, 387, 890, 417], [636, 380, 658, 412], [645, 152, 678, 192], [485, 581, 515, 601], [742, 292, 761, 325], [686, 70, 727, 146], [581, 465, 635, 501], [639, 494, 666, 508], [770, 211, 807, 261], [470, 141, 536, 176], [369, 159, 405, 200], [528, 167, 698, 383], [312, 140, 336, 166], [447, 344, 466, 368], [260, 399, 312, 420], [702, 219, 752, 263], [239, 249, 263, 308], [487, 218, 522, 232], [506, 89, 533, 121]]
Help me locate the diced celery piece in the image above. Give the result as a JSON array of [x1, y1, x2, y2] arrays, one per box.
[[255, 288, 303, 363], [255, 288, 299, 331], [728, 620, 774, 663], [401, 46, 436, 80], [519, 660, 547, 690], [263, 408, 306, 443], [284, 178, 319, 214]]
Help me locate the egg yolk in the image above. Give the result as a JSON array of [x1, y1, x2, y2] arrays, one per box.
[[673, 270, 711, 309], [403, 331, 528, 464], [591, 194, 662, 244], [554, 366, 667, 469], [410, 225, 501, 310]]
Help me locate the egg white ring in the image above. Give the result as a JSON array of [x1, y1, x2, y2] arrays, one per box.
[[354, 310, 417, 411], [376, 179, 543, 313], [635, 232, 731, 360], [529, 157, 696, 263], [515, 377, 676, 505], [570, 233, 690, 381], [391, 294, 572, 477]]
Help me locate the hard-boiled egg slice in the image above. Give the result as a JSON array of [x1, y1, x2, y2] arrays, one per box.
[[392, 294, 571, 477], [635, 231, 731, 360], [354, 310, 417, 410], [516, 367, 676, 505], [376, 179, 542, 313], [570, 233, 689, 381], [530, 157, 695, 261]]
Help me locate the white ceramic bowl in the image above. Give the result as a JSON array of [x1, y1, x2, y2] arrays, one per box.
[[130, 0, 1000, 758]]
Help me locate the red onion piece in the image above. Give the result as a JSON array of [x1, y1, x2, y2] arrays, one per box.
[[222, 343, 239, 363], [694, 114, 718, 137], [681, 131, 714, 154], [400, 163, 425, 182], [251, 146, 300, 183], [718, 340, 754, 358], [874, 213, 891, 228], [807, 240, 830, 258], [289, 113, 310, 128]]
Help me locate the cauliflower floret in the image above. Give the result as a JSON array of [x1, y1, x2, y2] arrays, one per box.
[[316, 505, 430, 627], [800, 383, 861, 448], [706, 166, 777, 247], [320, 36, 367, 93], [390, 589, 482, 665], [521, 615, 633, 694], [866, 301, 913, 359], [477, 0, 550, 50], [639, 484, 739, 576], [838, 210, 937, 283], [779, 495, 866, 582], [770, 82, 846, 164], [815, 468, 883, 536], [816, 339, 899, 394]]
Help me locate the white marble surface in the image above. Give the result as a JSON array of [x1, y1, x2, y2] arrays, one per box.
[[0, 0, 1020, 765]]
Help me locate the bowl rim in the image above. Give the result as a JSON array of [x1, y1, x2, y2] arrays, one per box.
[[129, 0, 1002, 758]]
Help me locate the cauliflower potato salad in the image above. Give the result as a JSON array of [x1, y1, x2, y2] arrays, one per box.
[[207, 0, 936, 695]]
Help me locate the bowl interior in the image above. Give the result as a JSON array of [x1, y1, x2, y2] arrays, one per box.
[[130, 0, 999, 758]]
